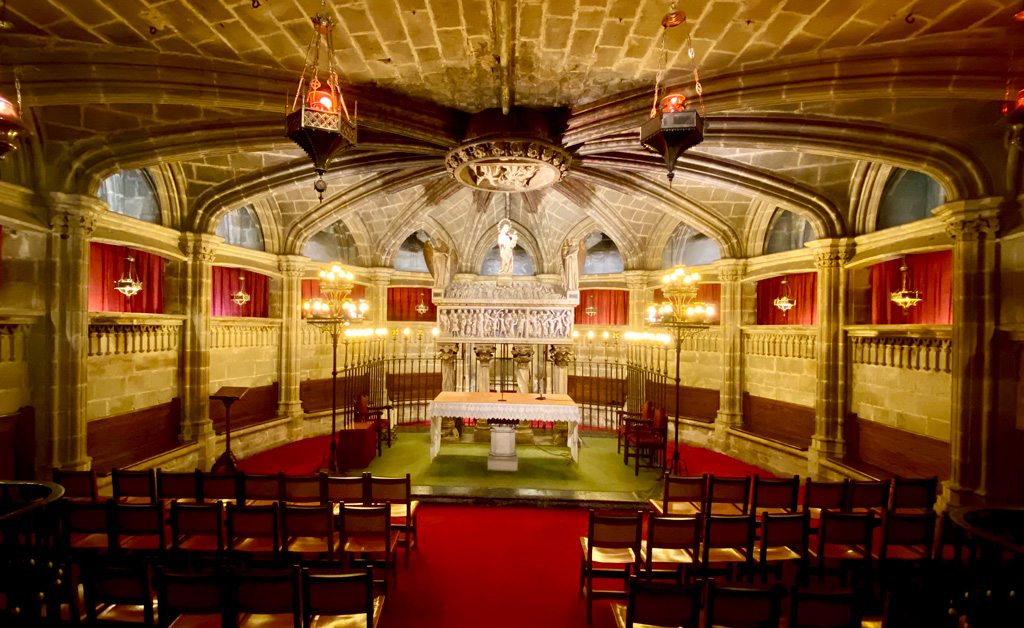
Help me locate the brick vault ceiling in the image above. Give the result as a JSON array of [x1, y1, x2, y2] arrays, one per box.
[[4, 0, 1020, 263]]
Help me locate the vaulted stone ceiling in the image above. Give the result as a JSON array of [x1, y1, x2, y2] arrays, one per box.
[[2, 0, 1019, 270]]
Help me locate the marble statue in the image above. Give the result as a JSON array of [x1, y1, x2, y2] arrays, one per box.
[[497, 219, 518, 276], [425, 237, 456, 291], [560, 238, 583, 293]]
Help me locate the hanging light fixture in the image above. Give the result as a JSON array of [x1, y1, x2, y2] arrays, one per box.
[[0, 1, 24, 162], [302, 263, 369, 323], [639, 4, 707, 184], [230, 274, 251, 307], [890, 261, 923, 312], [584, 293, 598, 318], [774, 278, 795, 314], [286, 0, 357, 202], [113, 255, 143, 298], [415, 291, 429, 316], [648, 265, 714, 325]]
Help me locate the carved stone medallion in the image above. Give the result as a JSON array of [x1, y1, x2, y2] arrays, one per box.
[[445, 138, 571, 192]]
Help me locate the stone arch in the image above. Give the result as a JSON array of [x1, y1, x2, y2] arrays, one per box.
[[377, 216, 457, 270], [214, 205, 265, 252], [762, 209, 816, 255], [95, 169, 162, 225], [657, 220, 723, 269], [850, 162, 895, 236], [873, 168, 947, 231]]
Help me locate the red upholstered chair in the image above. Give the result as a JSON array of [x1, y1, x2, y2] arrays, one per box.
[[623, 407, 668, 476], [356, 393, 394, 456], [617, 401, 654, 454]]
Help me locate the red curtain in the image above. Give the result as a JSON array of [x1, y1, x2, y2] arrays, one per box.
[[88, 242, 165, 314], [387, 287, 437, 322], [870, 250, 952, 324], [653, 284, 721, 324], [575, 289, 629, 325], [756, 272, 817, 325], [211, 266, 269, 317]]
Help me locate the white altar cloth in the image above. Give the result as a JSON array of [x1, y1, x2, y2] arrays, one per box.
[[427, 392, 581, 462]]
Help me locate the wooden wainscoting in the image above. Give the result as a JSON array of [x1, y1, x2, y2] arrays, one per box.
[[741, 394, 815, 450], [386, 372, 442, 402], [842, 414, 950, 479], [646, 381, 720, 423], [567, 375, 627, 407], [87, 399, 182, 475], [300, 375, 370, 414], [210, 382, 280, 433], [0, 406, 35, 480]]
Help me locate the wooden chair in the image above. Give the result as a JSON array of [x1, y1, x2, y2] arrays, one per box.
[[846, 479, 890, 515], [62, 500, 112, 552], [199, 472, 239, 505], [231, 567, 302, 628], [170, 501, 224, 557], [227, 503, 280, 558], [579, 509, 643, 625], [157, 470, 200, 507], [649, 474, 708, 516], [301, 567, 384, 628], [874, 511, 936, 571], [640, 514, 700, 583], [155, 569, 227, 628], [367, 474, 418, 565], [752, 511, 810, 584], [808, 511, 874, 584], [324, 474, 368, 514], [282, 504, 336, 562], [111, 469, 157, 504], [340, 505, 400, 592], [53, 468, 99, 502], [616, 400, 654, 454], [240, 473, 283, 506], [283, 475, 324, 506], [80, 557, 155, 626], [110, 502, 166, 556], [802, 479, 848, 532], [707, 475, 752, 515], [788, 587, 863, 628], [609, 577, 701, 628], [623, 407, 668, 476], [355, 394, 394, 456], [701, 514, 755, 581], [705, 581, 786, 628], [889, 476, 937, 513], [751, 475, 800, 517]]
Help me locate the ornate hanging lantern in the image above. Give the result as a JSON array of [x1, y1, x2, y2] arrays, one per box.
[[648, 265, 714, 325], [302, 263, 368, 323], [286, 0, 357, 202], [113, 255, 143, 298], [639, 6, 707, 184], [890, 262, 923, 311], [230, 274, 251, 307], [415, 291, 429, 316], [584, 293, 598, 318], [774, 278, 795, 314]]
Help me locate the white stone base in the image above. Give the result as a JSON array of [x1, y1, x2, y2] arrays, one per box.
[[487, 424, 519, 471]]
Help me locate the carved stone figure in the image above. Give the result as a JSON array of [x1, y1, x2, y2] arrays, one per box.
[[497, 219, 518, 276], [425, 238, 456, 291], [560, 238, 582, 293]]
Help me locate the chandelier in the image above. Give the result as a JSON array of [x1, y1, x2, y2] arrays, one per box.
[[639, 5, 706, 184], [286, 0, 357, 202], [303, 263, 368, 322], [230, 274, 251, 307], [113, 255, 143, 298], [774, 278, 795, 314], [415, 291, 429, 316], [890, 262, 923, 311], [584, 293, 598, 318], [647, 265, 714, 325]]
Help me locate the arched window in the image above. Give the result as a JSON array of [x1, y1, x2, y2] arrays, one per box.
[[480, 244, 534, 276], [304, 220, 358, 264], [215, 206, 265, 252], [581, 231, 624, 274], [764, 209, 814, 255], [394, 230, 430, 273], [661, 223, 721, 268], [876, 169, 945, 230], [96, 170, 161, 225]]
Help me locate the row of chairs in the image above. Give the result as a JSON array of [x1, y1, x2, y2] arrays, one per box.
[[650, 474, 937, 518], [613, 578, 873, 628], [579, 508, 938, 623], [74, 559, 384, 628]]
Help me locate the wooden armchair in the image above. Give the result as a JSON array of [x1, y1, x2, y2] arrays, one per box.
[[616, 401, 654, 454], [623, 407, 668, 476], [356, 394, 394, 456]]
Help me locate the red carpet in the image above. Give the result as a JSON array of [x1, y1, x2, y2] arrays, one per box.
[[236, 435, 332, 475], [668, 443, 776, 478], [381, 504, 617, 628]]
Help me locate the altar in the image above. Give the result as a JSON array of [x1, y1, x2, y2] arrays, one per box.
[[427, 391, 581, 471]]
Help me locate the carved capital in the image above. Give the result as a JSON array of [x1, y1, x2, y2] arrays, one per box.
[[437, 343, 460, 362], [713, 259, 746, 283], [474, 344, 497, 363], [512, 345, 534, 364], [549, 344, 575, 367], [181, 233, 219, 263], [622, 270, 649, 291], [814, 250, 850, 268], [278, 255, 306, 278], [367, 267, 395, 286], [943, 215, 1000, 242]]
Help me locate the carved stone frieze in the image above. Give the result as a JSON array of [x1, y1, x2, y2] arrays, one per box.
[[813, 250, 851, 268], [439, 307, 573, 341], [443, 280, 564, 301], [444, 138, 571, 192]]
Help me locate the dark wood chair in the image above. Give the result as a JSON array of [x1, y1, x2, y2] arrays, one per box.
[[807, 510, 875, 584], [610, 577, 701, 628], [623, 407, 668, 476], [231, 567, 302, 628], [649, 474, 708, 516], [889, 476, 938, 513], [111, 469, 157, 504], [302, 567, 385, 628], [707, 475, 752, 515], [155, 569, 227, 628], [751, 475, 801, 517], [616, 400, 654, 454], [80, 557, 155, 626], [752, 511, 811, 584], [340, 505, 400, 592], [789, 587, 863, 628], [640, 514, 700, 582], [110, 502, 167, 558], [170, 501, 224, 557], [579, 509, 643, 625], [157, 470, 200, 507], [701, 514, 755, 581], [53, 468, 99, 502], [355, 393, 394, 456], [227, 503, 280, 558], [705, 581, 785, 628], [367, 474, 418, 566]]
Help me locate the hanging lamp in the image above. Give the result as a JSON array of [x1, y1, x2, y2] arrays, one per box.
[[415, 291, 429, 316], [113, 255, 143, 298], [230, 274, 251, 307], [584, 293, 598, 318], [890, 261, 923, 312], [774, 278, 795, 314]]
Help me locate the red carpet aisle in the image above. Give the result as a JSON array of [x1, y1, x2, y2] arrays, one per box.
[[236, 435, 331, 475], [381, 505, 617, 628]]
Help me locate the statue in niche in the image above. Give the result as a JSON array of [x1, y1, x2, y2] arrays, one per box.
[[423, 239, 456, 291], [497, 219, 518, 276], [560, 238, 585, 293]]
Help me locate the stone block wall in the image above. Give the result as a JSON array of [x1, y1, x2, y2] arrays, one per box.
[[677, 331, 722, 390], [741, 328, 817, 407], [0, 230, 47, 312], [86, 350, 178, 420], [209, 319, 282, 389]]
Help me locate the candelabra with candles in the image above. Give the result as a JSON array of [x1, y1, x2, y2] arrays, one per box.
[[647, 265, 715, 476], [303, 263, 369, 474]]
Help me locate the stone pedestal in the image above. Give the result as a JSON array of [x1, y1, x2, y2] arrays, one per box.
[[549, 345, 573, 394], [516, 420, 533, 443], [552, 421, 569, 446], [488, 421, 519, 471]]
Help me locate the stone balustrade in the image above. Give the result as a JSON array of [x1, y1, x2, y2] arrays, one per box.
[[846, 325, 952, 374], [741, 326, 817, 359], [210, 317, 281, 349], [0, 317, 33, 363], [87, 314, 184, 357]]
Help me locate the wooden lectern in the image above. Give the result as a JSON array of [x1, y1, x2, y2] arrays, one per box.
[[210, 386, 249, 473]]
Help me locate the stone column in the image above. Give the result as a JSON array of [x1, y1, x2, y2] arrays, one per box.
[[277, 256, 305, 434], [512, 345, 534, 393], [473, 345, 496, 441], [367, 267, 393, 328], [935, 200, 1003, 506], [714, 260, 746, 437], [808, 239, 854, 464], [549, 345, 574, 394], [179, 233, 220, 467], [47, 194, 106, 470], [623, 270, 649, 328], [437, 342, 461, 439]]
